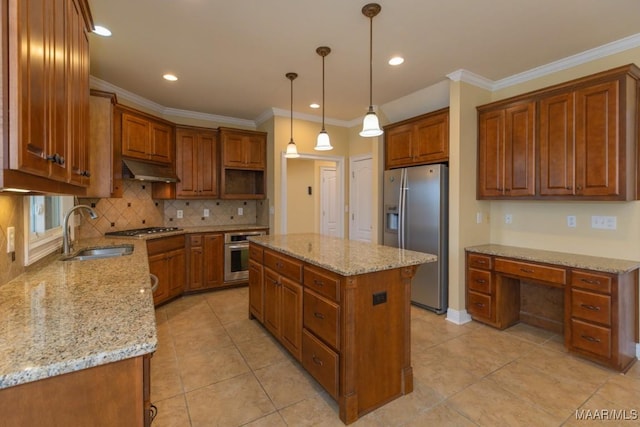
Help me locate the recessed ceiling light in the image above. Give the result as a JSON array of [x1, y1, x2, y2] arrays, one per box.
[[310, 103, 320, 109], [163, 74, 178, 81], [389, 56, 404, 66], [93, 25, 112, 37]]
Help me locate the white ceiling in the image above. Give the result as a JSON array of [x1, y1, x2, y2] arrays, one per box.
[[88, 0, 640, 125]]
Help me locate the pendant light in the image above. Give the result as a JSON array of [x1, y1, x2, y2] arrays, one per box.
[[315, 46, 333, 151], [360, 3, 383, 137], [284, 72, 300, 158]]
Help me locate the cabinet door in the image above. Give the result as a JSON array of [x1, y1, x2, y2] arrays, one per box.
[[175, 129, 198, 197], [149, 253, 169, 305], [280, 277, 302, 361], [385, 123, 414, 169], [263, 269, 281, 336], [168, 248, 185, 297], [575, 80, 620, 197], [413, 112, 449, 164], [198, 131, 218, 197], [221, 133, 246, 167], [149, 122, 173, 164], [245, 135, 266, 169], [122, 113, 151, 160], [249, 260, 264, 322], [539, 92, 575, 196], [477, 109, 505, 198], [188, 243, 204, 291], [204, 234, 224, 288], [48, 0, 68, 183], [504, 102, 535, 196]]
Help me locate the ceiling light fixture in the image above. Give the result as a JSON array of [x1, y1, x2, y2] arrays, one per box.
[[93, 25, 112, 37], [310, 103, 320, 109], [389, 56, 404, 66], [315, 46, 333, 151], [360, 3, 383, 138], [163, 74, 178, 81], [284, 72, 300, 159]]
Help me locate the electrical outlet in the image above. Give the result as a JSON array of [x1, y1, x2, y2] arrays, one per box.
[[237, 207, 243, 216], [604, 216, 617, 230], [567, 215, 576, 228], [505, 214, 513, 224], [7, 226, 15, 253], [203, 209, 210, 217], [476, 212, 483, 224], [177, 210, 183, 219]]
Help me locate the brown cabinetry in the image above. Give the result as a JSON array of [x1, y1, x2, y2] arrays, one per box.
[[3, 0, 92, 194], [478, 64, 640, 200], [147, 235, 185, 306], [219, 128, 266, 199], [87, 90, 122, 197], [175, 127, 219, 198], [120, 109, 174, 165], [465, 247, 638, 371], [384, 108, 449, 169], [186, 233, 224, 292]]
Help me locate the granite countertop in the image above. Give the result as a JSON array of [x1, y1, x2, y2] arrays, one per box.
[[466, 244, 640, 274], [249, 233, 437, 276], [109, 224, 269, 240], [0, 237, 157, 390]]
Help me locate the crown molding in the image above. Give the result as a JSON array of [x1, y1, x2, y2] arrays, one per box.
[[446, 69, 494, 90], [164, 107, 255, 128], [261, 107, 354, 128]]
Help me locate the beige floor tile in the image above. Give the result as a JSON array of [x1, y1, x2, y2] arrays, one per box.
[[504, 322, 557, 344], [254, 359, 321, 409], [151, 394, 191, 427], [186, 372, 275, 427], [278, 393, 344, 427], [171, 324, 235, 359], [235, 333, 291, 370], [623, 361, 640, 379], [224, 317, 269, 344], [151, 356, 184, 402], [447, 378, 563, 426], [540, 333, 567, 353], [243, 412, 287, 426], [595, 374, 640, 409], [370, 379, 444, 426], [178, 344, 250, 392], [404, 403, 477, 426], [412, 347, 482, 398]]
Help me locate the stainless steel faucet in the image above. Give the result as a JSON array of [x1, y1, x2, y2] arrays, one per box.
[[62, 205, 98, 255]]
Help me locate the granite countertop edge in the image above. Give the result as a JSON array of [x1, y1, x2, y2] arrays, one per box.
[[114, 224, 269, 240], [466, 244, 640, 274]]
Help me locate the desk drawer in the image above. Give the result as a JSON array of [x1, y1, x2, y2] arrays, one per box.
[[467, 291, 492, 320], [304, 290, 340, 350], [264, 250, 303, 282], [304, 266, 340, 302], [571, 270, 612, 294], [467, 269, 492, 294], [302, 329, 339, 400], [570, 319, 611, 359], [494, 259, 566, 285], [468, 253, 492, 270], [571, 289, 611, 326]]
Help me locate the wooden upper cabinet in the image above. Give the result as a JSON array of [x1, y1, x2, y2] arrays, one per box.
[[384, 108, 449, 169], [477, 102, 535, 198], [539, 92, 575, 196], [220, 128, 266, 170], [175, 126, 218, 198], [121, 110, 174, 164]]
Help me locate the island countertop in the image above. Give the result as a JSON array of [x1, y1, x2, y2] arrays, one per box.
[[249, 233, 436, 276], [0, 237, 157, 390]]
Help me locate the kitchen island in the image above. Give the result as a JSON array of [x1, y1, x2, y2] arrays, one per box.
[[0, 237, 157, 426], [248, 233, 436, 424]]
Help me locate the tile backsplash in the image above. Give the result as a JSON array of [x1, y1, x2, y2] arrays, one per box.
[[0, 195, 25, 285], [78, 180, 267, 238]]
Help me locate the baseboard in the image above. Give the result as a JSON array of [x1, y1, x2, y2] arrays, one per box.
[[446, 308, 472, 325]]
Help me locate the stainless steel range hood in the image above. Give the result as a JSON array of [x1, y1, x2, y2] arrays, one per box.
[[122, 158, 179, 183]]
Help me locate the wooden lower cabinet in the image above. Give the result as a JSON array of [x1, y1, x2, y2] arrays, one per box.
[[186, 233, 224, 292], [250, 243, 415, 424], [147, 236, 186, 306], [0, 354, 152, 426]]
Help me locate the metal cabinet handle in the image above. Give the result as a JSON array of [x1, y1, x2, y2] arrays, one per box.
[[520, 268, 535, 273], [580, 278, 601, 285], [312, 355, 324, 366], [313, 279, 324, 287], [314, 312, 325, 320], [475, 279, 487, 284], [476, 260, 487, 265], [580, 304, 600, 312], [150, 274, 159, 293], [581, 335, 600, 343], [474, 302, 485, 308]]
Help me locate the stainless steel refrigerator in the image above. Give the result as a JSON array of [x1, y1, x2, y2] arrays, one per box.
[[383, 164, 448, 314]]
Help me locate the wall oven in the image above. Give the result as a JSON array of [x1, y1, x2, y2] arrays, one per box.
[[224, 230, 266, 282]]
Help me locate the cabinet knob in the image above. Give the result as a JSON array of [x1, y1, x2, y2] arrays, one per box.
[[576, 185, 583, 191], [312, 355, 324, 366], [313, 312, 325, 320], [46, 153, 65, 165]]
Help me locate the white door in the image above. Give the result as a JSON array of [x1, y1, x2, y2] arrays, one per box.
[[349, 156, 373, 242], [320, 167, 339, 236]]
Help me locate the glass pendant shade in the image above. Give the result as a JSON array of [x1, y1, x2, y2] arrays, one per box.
[[360, 109, 383, 137], [315, 130, 332, 151], [285, 139, 299, 158]]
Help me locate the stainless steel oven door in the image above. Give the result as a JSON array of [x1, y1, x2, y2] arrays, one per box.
[[224, 242, 250, 282]]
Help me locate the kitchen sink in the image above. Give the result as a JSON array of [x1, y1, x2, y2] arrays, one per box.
[[63, 244, 134, 261]]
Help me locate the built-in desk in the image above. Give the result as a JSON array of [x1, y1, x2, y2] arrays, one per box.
[[465, 244, 639, 372]]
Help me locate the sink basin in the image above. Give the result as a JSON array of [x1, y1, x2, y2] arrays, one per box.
[[63, 244, 134, 261]]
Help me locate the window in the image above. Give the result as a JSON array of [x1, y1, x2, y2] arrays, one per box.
[[23, 195, 73, 265]]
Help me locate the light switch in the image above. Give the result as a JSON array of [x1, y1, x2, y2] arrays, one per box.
[[505, 214, 513, 224], [7, 226, 15, 253], [238, 207, 243, 216], [476, 212, 483, 224], [567, 216, 576, 228], [203, 209, 210, 217]]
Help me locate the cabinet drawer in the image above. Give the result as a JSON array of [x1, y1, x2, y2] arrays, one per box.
[[468, 254, 492, 270], [189, 234, 203, 246], [264, 250, 302, 282], [304, 290, 339, 350], [571, 289, 611, 326], [303, 265, 340, 301], [249, 243, 264, 263], [570, 319, 611, 359], [494, 259, 566, 285], [571, 270, 612, 294], [147, 235, 185, 255], [467, 291, 492, 320], [302, 329, 339, 400], [467, 269, 492, 294]]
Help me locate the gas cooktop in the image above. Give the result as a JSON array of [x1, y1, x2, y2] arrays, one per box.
[[105, 227, 182, 237]]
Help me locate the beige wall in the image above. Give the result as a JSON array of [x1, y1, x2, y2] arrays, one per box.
[[0, 195, 25, 286], [286, 158, 317, 234]]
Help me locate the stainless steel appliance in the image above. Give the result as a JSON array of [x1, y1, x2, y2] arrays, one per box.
[[224, 230, 266, 282], [105, 226, 182, 238], [383, 164, 448, 313]]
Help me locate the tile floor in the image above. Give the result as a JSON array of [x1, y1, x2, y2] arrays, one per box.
[[151, 287, 640, 426]]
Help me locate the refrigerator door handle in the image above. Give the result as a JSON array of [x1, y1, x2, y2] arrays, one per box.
[[399, 168, 407, 249]]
